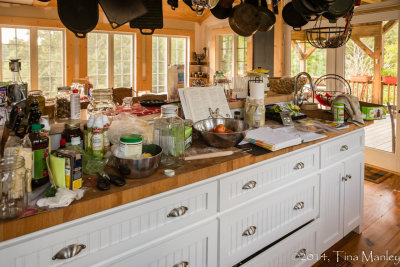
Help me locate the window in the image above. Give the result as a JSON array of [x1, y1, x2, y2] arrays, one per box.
[[152, 36, 189, 93], [290, 41, 327, 77], [114, 34, 133, 88], [87, 33, 108, 89], [1, 28, 30, 84], [237, 36, 247, 76], [217, 35, 248, 78], [38, 30, 63, 98]]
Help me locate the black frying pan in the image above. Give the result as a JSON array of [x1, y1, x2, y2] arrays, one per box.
[[282, 2, 308, 31], [323, 0, 355, 23], [98, 0, 147, 29], [57, 0, 99, 38]]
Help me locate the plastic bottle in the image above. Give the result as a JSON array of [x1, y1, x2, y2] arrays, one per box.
[[85, 114, 95, 151], [91, 116, 104, 158], [29, 123, 49, 188], [70, 89, 81, 120], [102, 115, 110, 152]]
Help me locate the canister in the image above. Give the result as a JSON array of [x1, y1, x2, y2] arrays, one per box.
[[119, 134, 143, 158], [332, 102, 345, 123]]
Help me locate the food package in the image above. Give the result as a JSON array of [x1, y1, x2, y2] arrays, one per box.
[[108, 113, 153, 144]]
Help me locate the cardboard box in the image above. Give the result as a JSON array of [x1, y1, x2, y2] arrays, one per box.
[[359, 101, 386, 120], [56, 149, 83, 189]]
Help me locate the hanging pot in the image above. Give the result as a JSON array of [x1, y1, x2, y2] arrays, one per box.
[[57, 0, 99, 38], [129, 0, 163, 35], [292, 0, 330, 21], [257, 0, 276, 32], [282, 2, 308, 31], [97, 0, 147, 29], [210, 0, 234, 19], [323, 0, 355, 23], [229, 0, 260, 37]]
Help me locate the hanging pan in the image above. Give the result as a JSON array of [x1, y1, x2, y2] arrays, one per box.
[[97, 0, 148, 29], [257, 0, 276, 32], [57, 0, 99, 38], [229, 0, 260, 37], [282, 2, 308, 31], [130, 0, 163, 35]]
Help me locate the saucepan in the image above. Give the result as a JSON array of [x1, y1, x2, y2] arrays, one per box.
[[257, 0, 276, 32], [282, 2, 308, 31], [210, 0, 234, 19], [229, 0, 260, 37]]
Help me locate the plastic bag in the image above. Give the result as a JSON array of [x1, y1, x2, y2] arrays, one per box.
[[108, 113, 153, 144]]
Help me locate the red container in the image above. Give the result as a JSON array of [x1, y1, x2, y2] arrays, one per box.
[[382, 76, 397, 85]]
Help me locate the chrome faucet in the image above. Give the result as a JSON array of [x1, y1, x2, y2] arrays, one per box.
[[294, 72, 316, 106]]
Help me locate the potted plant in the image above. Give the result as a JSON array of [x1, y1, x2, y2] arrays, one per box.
[[381, 68, 397, 85]]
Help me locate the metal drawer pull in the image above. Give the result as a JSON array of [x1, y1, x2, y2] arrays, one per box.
[[340, 145, 349, 151], [173, 261, 189, 267], [295, 248, 307, 259], [242, 226, 257, 236], [346, 174, 352, 179], [52, 244, 86, 260], [293, 201, 304, 210], [294, 162, 305, 170], [242, 180, 257, 190], [342, 176, 348, 182], [167, 206, 188, 217]]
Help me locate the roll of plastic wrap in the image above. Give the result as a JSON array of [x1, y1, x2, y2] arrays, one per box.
[[249, 82, 265, 99]]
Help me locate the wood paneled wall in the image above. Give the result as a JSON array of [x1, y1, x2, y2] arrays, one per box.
[[0, 16, 195, 92]]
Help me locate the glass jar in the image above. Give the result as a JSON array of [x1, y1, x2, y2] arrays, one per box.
[[0, 156, 27, 219], [62, 122, 84, 148], [153, 105, 185, 167], [87, 89, 116, 115], [44, 99, 56, 120], [121, 97, 133, 112], [27, 90, 46, 114], [56, 87, 71, 119]]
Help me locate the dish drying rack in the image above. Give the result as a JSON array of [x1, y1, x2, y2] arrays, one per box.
[[312, 74, 352, 106]]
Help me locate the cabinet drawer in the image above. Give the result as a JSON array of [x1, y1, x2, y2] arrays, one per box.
[[220, 175, 319, 267], [0, 182, 217, 267], [220, 147, 319, 211], [242, 220, 320, 267], [109, 220, 218, 267], [321, 129, 364, 168]]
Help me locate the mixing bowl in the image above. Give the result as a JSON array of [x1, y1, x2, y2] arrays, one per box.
[[193, 118, 250, 148], [113, 144, 162, 179]]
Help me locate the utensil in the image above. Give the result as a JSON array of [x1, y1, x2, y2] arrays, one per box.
[[191, 0, 220, 15], [323, 0, 355, 23], [229, 0, 260, 37], [210, 0, 234, 19], [282, 2, 308, 31], [193, 118, 250, 148], [113, 144, 162, 179], [97, 0, 147, 29], [130, 0, 163, 35], [185, 149, 250, 160], [57, 0, 99, 38], [257, 0, 276, 32]]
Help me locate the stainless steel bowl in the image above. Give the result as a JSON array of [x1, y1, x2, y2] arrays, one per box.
[[113, 144, 162, 179], [193, 118, 250, 148]]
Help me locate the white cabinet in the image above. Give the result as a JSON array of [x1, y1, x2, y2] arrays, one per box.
[[318, 153, 364, 253]]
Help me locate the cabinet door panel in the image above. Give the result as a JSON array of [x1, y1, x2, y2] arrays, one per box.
[[343, 153, 364, 236], [318, 162, 344, 254]]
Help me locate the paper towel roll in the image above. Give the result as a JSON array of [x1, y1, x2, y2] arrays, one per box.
[[249, 81, 265, 99]]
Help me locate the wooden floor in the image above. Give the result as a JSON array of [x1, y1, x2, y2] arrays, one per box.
[[365, 115, 396, 153], [314, 170, 400, 267]]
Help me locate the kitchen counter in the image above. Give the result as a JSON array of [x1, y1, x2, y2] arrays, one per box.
[[0, 114, 372, 242]]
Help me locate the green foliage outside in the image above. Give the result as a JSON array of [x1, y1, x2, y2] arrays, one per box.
[[291, 42, 327, 78]]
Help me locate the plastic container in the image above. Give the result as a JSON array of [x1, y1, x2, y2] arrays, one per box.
[[29, 123, 49, 188], [153, 105, 185, 167], [62, 122, 84, 149], [102, 115, 111, 152], [91, 116, 104, 158], [87, 88, 116, 115], [0, 156, 27, 219], [70, 89, 81, 120], [56, 87, 71, 119], [119, 134, 143, 158]]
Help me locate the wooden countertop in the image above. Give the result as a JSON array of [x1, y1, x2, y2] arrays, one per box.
[[0, 113, 372, 242], [228, 92, 294, 109]]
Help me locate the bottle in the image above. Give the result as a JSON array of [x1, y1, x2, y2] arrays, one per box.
[[85, 114, 95, 151], [91, 116, 104, 158], [234, 111, 241, 120], [70, 88, 81, 120], [29, 123, 49, 188], [102, 115, 111, 152], [60, 138, 67, 149], [153, 105, 185, 167], [40, 117, 51, 152]]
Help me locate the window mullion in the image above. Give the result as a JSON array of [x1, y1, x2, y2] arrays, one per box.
[[0, 27, 3, 81], [31, 27, 38, 91], [109, 33, 114, 88]]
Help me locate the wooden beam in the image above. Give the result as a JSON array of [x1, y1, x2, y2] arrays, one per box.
[[273, 1, 285, 76], [291, 40, 305, 60], [372, 34, 383, 104], [304, 46, 316, 60], [383, 20, 398, 35], [351, 23, 382, 38], [351, 37, 374, 59]]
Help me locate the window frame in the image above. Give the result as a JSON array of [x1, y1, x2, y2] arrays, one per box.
[[216, 34, 248, 78], [87, 30, 136, 89], [151, 34, 190, 94], [0, 25, 66, 94]]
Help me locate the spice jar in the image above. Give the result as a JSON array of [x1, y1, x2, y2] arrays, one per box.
[[0, 156, 28, 219], [27, 90, 45, 113], [62, 122, 84, 148], [44, 99, 56, 120], [56, 87, 71, 119], [119, 134, 143, 158], [87, 88, 116, 115]]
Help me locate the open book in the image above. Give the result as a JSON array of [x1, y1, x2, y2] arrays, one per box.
[[179, 86, 232, 123]]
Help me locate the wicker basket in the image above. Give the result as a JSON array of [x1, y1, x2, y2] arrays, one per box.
[[269, 77, 307, 94]]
